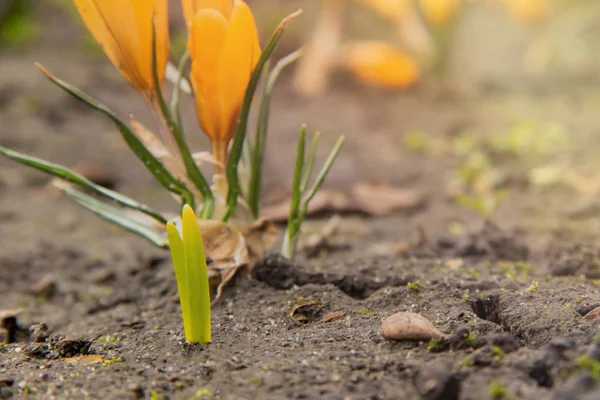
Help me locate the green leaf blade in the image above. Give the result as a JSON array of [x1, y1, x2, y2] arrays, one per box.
[[167, 221, 191, 340], [58, 184, 168, 248], [300, 135, 345, 219], [0, 146, 167, 224], [181, 205, 211, 344], [35, 63, 196, 208]]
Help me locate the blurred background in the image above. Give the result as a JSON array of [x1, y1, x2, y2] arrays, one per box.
[[2, 0, 600, 251]]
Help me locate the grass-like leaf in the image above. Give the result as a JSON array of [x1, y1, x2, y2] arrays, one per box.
[[56, 183, 168, 248], [36, 63, 195, 208], [282, 133, 345, 259], [299, 135, 345, 219], [170, 49, 190, 131], [223, 10, 303, 222], [299, 132, 321, 193], [0, 146, 167, 224], [247, 49, 304, 218], [288, 125, 307, 229]]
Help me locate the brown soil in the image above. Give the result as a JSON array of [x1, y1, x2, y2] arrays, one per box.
[[3, 2, 600, 400]]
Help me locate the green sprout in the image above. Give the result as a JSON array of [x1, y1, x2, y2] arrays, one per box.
[[526, 281, 540, 293], [282, 126, 345, 259], [427, 338, 447, 352], [492, 346, 504, 362], [572, 355, 600, 380], [194, 388, 214, 399], [407, 281, 423, 292], [102, 357, 123, 367], [464, 332, 478, 347], [489, 382, 507, 399], [99, 335, 120, 344], [461, 356, 474, 367], [167, 205, 211, 344]]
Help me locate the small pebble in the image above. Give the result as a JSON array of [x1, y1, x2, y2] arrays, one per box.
[[29, 323, 51, 343], [380, 312, 445, 341], [30, 276, 57, 298]]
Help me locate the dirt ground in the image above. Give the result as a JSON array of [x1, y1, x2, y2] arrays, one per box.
[[3, 1, 600, 399]]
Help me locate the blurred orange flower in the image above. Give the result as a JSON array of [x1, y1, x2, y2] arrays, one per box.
[[73, 0, 169, 103], [341, 41, 420, 88], [186, 0, 261, 172], [418, 0, 463, 26]]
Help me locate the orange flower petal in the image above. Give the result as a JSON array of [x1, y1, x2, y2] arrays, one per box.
[[73, 0, 168, 98], [182, 0, 233, 26], [342, 41, 420, 88], [217, 0, 261, 142], [188, 9, 228, 142]]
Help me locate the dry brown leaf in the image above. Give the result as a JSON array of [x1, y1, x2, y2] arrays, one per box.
[[350, 182, 423, 215], [261, 183, 423, 221], [288, 298, 324, 323], [63, 354, 105, 364], [321, 311, 345, 323], [207, 268, 221, 293], [242, 218, 278, 263], [261, 189, 349, 222], [192, 152, 222, 169], [198, 220, 249, 270], [204, 216, 277, 302], [213, 267, 238, 304], [196, 220, 249, 303]]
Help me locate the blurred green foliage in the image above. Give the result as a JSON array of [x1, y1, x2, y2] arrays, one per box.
[[0, 0, 38, 47]]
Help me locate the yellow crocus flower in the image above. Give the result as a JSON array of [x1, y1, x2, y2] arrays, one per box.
[[73, 0, 169, 103], [186, 0, 261, 174], [341, 41, 420, 88]]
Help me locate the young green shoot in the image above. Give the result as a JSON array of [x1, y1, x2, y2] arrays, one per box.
[[166, 205, 211, 344], [282, 128, 345, 259]]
